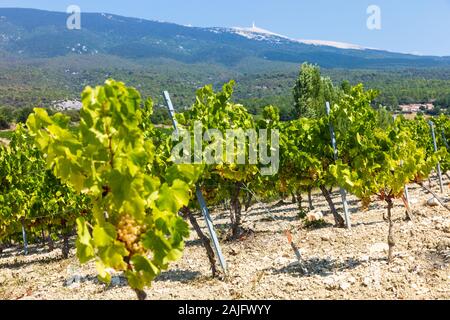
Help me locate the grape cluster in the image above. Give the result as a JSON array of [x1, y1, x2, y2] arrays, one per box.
[[117, 213, 147, 255]]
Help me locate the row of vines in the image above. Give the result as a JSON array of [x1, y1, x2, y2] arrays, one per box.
[[0, 79, 449, 299]]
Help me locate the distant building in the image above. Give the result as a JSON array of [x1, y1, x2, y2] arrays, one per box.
[[399, 103, 434, 113], [52, 100, 82, 111]]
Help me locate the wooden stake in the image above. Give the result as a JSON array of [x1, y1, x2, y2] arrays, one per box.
[[429, 121, 444, 194], [21, 220, 28, 256], [163, 90, 227, 275]]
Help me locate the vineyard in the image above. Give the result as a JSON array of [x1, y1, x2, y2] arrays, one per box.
[[0, 79, 449, 300]]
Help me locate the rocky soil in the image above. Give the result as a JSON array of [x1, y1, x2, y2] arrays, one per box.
[[1, 176, 449, 300]]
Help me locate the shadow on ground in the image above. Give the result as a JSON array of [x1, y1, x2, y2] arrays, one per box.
[[268, 256, 363, 278], [0, 254, 64, 269], [156, 269, 202, 283]]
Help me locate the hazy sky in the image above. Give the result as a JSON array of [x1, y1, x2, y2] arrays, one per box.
[[1, 0, 450, 56]]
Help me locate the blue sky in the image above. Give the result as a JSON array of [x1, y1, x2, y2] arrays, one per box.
[[1, 0, 450, 56]]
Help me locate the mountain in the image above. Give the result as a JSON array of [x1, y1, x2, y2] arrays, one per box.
[[2, 7, 450, 117], [1, 8, 450, 69], [226, 23, 367, 50]]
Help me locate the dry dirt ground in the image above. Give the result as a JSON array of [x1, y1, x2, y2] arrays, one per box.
[[1, 176, 449, 300]]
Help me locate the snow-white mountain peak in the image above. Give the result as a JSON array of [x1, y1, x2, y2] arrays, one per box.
[[227, 23, 367, 50], [231, 23, 287, 39], [296, 39, 366, 50]]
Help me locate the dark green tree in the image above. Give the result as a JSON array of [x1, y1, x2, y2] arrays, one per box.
[[293, 63, 340, 119], [0, 115, 9, 130]]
